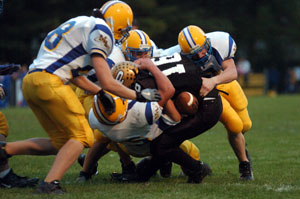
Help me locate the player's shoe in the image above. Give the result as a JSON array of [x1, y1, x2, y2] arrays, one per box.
[[187, 161, 212, 184], [0, 169, 39, 188], [111, 160, 136, 182], [76, 171, 95, 182], [77, 154, 98, 175], [239, 161, 254, 180], [159, 161, 172, 178], [35, 180, 64, 194]]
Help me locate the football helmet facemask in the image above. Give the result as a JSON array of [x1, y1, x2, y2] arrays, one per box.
[[122, 30, 153, 61], [100, 0, 133, 44], [92, 91, 128, 125], [111, 61, 139, 88], [178, 25, 212, 66]]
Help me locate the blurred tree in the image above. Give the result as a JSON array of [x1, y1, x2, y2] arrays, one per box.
[[0, 0, 299, 93]]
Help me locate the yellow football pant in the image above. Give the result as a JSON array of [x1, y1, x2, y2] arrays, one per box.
[[0, 111, 9, 137], [217, 80, 252, 134], [22, 71, 94, 149]]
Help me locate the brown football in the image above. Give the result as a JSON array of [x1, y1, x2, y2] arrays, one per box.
[[175, 91, 199, 115]]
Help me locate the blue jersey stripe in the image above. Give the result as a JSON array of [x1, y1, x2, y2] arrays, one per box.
[[46, 43, 87, 73], [87, 74, 97, 82], [145, 102, 153, 125], [90, 24, 113, 45], [107, 58, 115, 69], [227, 35, 234, 58], [128, 100, 136, 111]]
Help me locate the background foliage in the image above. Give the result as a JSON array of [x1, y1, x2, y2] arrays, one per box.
[[1, 0, 300, 91]]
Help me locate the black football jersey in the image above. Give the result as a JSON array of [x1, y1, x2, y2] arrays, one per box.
[[132, 53, 203, 100], [153, 53, 203, 99]]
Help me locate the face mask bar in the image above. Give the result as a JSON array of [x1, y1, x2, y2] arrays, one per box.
[[125, 46, 153, 61], [185, 38, 212, 66], [116, 26, 132, 45]]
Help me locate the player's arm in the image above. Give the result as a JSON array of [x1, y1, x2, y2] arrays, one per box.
[[163, 99, 181, 123], [92, 54, 137, 99], [200, 58, 237, 96], [135, 58, 175, 107], [70, 75, 101, 94]]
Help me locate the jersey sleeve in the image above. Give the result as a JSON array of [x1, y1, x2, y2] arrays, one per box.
[[131, 101, 163, 126], [87, 22, 114, 59], [207, 31, 237, 62]]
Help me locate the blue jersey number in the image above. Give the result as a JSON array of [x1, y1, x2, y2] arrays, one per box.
[[44, 21, 76, 51]]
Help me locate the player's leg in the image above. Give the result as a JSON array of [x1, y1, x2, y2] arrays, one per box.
[[0, 112, 39, 188]]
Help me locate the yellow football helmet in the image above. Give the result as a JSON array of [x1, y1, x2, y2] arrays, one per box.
[[111, 61, 139, 88], [92, 91, 128, 125], [178, 25, 212, 65], [100, 0, 133, 43], [122, 29, 153, 61]]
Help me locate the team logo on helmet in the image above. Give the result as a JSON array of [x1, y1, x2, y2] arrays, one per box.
[[111, 61, 139, 88]]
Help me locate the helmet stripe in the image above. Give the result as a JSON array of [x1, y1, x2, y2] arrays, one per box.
[[101, 1, 120, 14], [183, 27, 196, 48], [135, 30, 146, 44]]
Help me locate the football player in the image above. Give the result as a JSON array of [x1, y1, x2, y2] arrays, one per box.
[[77, 29, 202, 181], [0, 6, 160, 195], [157, 25, 253, 180], [0, 64, 39, 188]]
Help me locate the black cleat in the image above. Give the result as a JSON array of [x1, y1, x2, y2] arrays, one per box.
[[159, 161, 172, 178], [76, 171, 94, 182], [239, 161, 254, 180], [0, 169, 39, 188], [77, 154, 98, 176], [187, 161, 212, 184], [35, 180, 64, 194], [111, 161, 136, 182]]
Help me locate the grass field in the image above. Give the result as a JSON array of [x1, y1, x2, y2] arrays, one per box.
[[1, 95, 300, 199]]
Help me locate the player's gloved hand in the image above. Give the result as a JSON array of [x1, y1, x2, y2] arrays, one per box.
[[97, 89, 115, 115], [0, 84, 6, 100], [136, 88, 161, 102]]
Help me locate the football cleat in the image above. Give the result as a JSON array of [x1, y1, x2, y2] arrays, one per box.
[[77, 154, 98, 181], [111, 160, 136, 182], [35, 180, 64, 195], [239, 161, 254, 180], [159, 161, 172, 178], [0, 169, 39, 188], [187, 161, 212, 184]]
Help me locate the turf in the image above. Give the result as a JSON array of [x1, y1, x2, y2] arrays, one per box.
[[1, 94, 300, 199]]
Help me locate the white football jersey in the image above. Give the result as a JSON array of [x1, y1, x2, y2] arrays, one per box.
[[159, 31, 237, 66], [89, 100, 163, 157], [29, 16, 114, 82], [86, 44, 126, 85]]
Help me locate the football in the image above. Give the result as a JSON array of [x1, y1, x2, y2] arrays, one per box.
[[175, 91, 199, 115]]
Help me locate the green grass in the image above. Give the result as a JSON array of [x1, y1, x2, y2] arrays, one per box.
[[1, 94, 300, 199]]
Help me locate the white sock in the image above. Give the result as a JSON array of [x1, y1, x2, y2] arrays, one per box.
[[0, 168, 11, 178]]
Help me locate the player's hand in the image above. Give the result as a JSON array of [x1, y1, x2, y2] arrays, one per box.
[[97, 89, 115, 115], [134, 58, 155, 71], [200, 77, 216, 97], [136, 88, 161, 102], [0, 84, 6, 100]]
